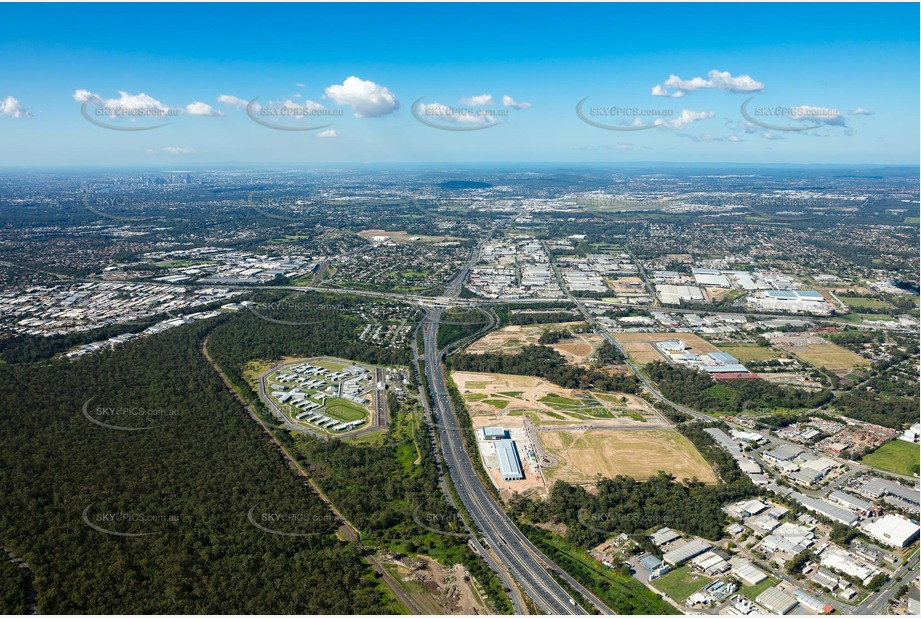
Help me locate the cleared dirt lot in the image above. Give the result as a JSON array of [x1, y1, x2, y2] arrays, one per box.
[[453, 371, 665, 426], [465, 321, 589, 356], [540, 429, 717, 486]]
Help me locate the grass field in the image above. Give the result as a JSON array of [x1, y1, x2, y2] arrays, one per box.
[[739, 576, 779, 601], [322, 398, 367, 422], [842, 296, 892, 310], [719, 344, 783, 362], [861, 439, 920, 476], [652, 566, 711, 603], [540, 429, 717, 485], [771, 336, 870, 372]]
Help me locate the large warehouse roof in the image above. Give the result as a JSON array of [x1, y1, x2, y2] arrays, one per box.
[[663, 538, 710, 566], [496, 439, 524, 481], [862, 515, 921, 548]]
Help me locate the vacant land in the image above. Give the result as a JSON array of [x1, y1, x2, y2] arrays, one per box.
[[651, 566, 711, 603], [453, 371, 662, 427], [719, 343, 784, 362], [861, 439, 920, 476], [540, 429, 717, 486], [465, 322, 587, 355], [842, 296, 892, 310], [551, 332, 606, 365], [772, 334, 870, 372], [381, 554, 490, 615]]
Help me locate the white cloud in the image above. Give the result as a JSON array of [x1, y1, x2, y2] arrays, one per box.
[[185, 101, 222, 116], [761, 132, 783, 140], [147, 147, 194, 154], [0, 96, 30, 118], [217, 94, 248, 108], [461, 93, 494, 106], [324, 76, 399, 118], [502, 95, 532, 109], [727, 134, 742, 142], [73, 89, 171, 116], [317, 129, 337, 138], [296, 83, 306, 89], [652, 70, 764, 97], [651, 84, 684, 98], [614, 142, 633, 149], [849, 107, 873, 116], [654, 109, 715, 130]]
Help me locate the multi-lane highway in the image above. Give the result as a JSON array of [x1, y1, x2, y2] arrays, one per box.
[[422, 307, 615, 615]]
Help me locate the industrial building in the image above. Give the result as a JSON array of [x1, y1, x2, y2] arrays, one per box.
[[480, 427, 508, 441], [496, 439, 524, 481], [829, 490, 874, 514], [789, 493, 859, 526], [663, 538, 710, 566], [756, 586, 798, 615], [650, 527, 681, 546], [861, 514, 921, 548], [729, 558, 767, 586]]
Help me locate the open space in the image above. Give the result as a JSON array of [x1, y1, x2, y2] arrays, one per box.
[[539, 429, 717, 486], [651, 565, 711, 603], [861, 439, 920, 476], [453, 371, 664, 426], [718, 343, 784, 362], [771, 335, 871, 372]]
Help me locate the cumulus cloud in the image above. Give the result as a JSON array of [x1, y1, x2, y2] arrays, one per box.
[[324, 76, 398, 118], [73, 89, 171, 116], [502, 95, 532, 109], [0, 96, 30, 118], [317, 129, 337, 138], [654, 109, 715, 130], [147, 147, 194, 154], [461, 93, 494, 106], [849, 107, 873, 116], [760, 132, 783, 140], [727, 134, 742, 142], [185, 101, 222, 116], [217, 94, 248, 107], [652, 70, 764, 97]]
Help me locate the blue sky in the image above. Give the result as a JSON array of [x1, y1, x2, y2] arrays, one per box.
[[0, 2, 917, 166]]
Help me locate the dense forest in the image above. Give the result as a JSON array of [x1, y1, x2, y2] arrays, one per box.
[[832, 390, 919, 429], [0, 555, 30, 614], [644, 362, 832, 413], [272, 394, 512, 612], [0, 318, 395, 613], [450, 345, 639, 393]]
